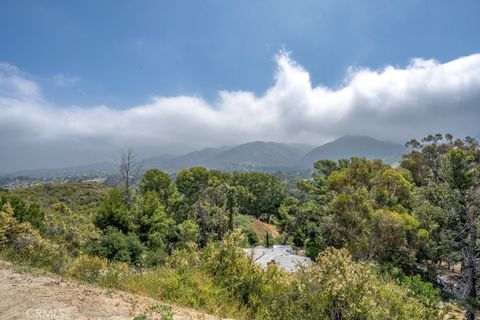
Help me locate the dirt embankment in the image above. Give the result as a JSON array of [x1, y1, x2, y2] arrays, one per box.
[[250, 220, 279, 241], [0, 261, 223, 320]]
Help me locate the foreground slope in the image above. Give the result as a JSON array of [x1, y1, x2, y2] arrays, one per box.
[[0, 261, 223, 320]]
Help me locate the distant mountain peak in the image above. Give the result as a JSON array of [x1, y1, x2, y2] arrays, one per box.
[[334, 135, 394, 143], [2, 136, 406, 178], [299, 135, 405, 167]]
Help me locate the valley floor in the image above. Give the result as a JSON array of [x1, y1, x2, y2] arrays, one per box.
[[0, 261, 222, 320]]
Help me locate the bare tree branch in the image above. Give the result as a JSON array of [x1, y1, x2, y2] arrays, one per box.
[[114, 149, 143, 207]]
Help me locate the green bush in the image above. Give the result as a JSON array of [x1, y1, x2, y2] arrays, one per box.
[[89, 227, 146, 265], [67, 254, 108, 282], [241, 227, 259, 246], [119, 265, 247, 318], [0, 203, 66, 272], [202, 231, 269, 312], [402, 275, 441, 317], [277, 248, 440, 320], [94, 189, 133, 233]]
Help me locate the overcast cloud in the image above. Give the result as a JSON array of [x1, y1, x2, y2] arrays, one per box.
[[1, 52, 480, 172]]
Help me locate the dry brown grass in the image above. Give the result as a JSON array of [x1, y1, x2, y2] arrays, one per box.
[[250, 219, 279, 240]]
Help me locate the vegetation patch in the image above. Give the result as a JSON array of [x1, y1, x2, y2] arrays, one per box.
[[0, 134, 478, 319]]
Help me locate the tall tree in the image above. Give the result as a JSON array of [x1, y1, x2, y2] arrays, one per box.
[[94, 188, 133, 234], [176, 167, 211, 205], [194, 184, 230, 246], [303, 158, 420, 267], [278, 196, 318, 246], [139, 169, 174, 205], [402, 134, 480, 319], [444, 148, 479, 319], [232, 172, 285, 220]]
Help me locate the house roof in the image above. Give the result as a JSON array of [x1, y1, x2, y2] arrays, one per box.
[[243, 245, 312, 272]]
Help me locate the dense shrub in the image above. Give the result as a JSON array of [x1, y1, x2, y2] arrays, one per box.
[[202, 232, 272, 313], [94, 189, 133, 233], [88, 227, 146, 264], [0, 195, 45, 228], [0, 203, 66, 272], [282, 248, 439, 320], [402, 275, 441, 317], [67, 254, 108, 282], [242, 227, 259, 246]]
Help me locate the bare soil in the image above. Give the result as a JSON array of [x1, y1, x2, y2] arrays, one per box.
[[0, 261, 223, 320], [250, 220, 279, 241]]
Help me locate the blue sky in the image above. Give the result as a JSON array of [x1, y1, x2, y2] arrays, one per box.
[[1, 0, 479, 107], [1, 1, 480, 172]]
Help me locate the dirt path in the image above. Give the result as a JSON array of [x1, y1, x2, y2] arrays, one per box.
[[0, 261, 222, 320]]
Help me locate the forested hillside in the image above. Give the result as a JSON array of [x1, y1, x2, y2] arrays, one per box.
[[0, 134, 478, 319]]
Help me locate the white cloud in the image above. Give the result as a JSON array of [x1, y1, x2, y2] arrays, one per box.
[[1, 52, 480, 171], [0, 63, 41, 100], [52, 73, 80, 87]]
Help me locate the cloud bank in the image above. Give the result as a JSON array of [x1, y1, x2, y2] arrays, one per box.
[[1, 52, 480, 172]]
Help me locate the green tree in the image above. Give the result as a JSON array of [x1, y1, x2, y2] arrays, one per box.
[[174, 219, 200, 248], [278, 197, 319, 246], [194, 184, 230, 246], [444, 148, 479, 318], [232, 172, 285, 220], [139, 169, 174, 205], [136, 191, 174, 249], [302, 158, 420, 268], [402, 134, 480, 319], [94, 188, 134, 234], [176, 167, 211, 204], [89, 227, 145, 265]]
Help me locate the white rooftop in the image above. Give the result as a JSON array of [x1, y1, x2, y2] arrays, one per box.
[[243, 245, 312, 272]]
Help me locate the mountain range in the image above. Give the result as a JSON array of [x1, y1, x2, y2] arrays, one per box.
[[299, 135, 405, 168], [2, 135, 406, 178]]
